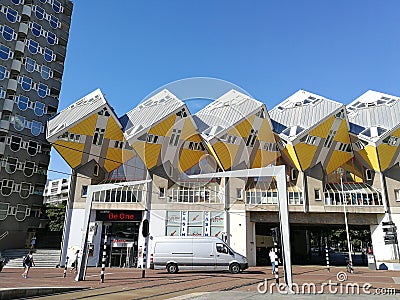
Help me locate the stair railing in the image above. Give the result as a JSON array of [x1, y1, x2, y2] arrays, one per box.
[[0, 231, 8, 241]]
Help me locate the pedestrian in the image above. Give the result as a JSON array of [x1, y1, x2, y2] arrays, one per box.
[[30, 236, 36, 249], [70, 250, 80, 273], [269, 248, 276, 274], [361, 248, 366, 264], [22, 251, 35, 278]]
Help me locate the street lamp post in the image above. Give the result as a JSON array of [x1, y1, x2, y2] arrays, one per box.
[[338, 167, 353, 272]]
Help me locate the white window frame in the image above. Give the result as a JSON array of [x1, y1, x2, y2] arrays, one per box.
[[314, 189, 321, 201], [365, 169, 372, 181], [236, 188, 243, 199], [395, 189, 400, 202]]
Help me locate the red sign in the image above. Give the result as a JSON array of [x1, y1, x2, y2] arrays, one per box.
[[96, 210, 142, 222]]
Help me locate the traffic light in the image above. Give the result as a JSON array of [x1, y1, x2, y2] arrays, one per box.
[[270, 227, 279, 242], [142, 219, 149, 237]]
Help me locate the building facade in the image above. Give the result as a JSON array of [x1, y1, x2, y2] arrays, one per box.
[[46, 88, 400, 268], [0, 0, 73, 249], [43, 177, 70, 205]]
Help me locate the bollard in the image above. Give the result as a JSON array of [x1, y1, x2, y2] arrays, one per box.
[[325, 245, 330, 272], [100, 226, 108, 283], [274, 244, 279, 285], [63, 256, 69, 278]]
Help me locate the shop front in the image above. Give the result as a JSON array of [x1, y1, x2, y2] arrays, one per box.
[[96, 210, 143, 268]]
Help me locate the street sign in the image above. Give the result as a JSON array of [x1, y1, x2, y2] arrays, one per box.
[[382, 221, 395, 227], [384, 233, 398, 245], [383, 227, 397, 233]]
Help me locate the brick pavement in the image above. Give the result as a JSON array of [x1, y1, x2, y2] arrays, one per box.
[[0, 266, 399, 299]]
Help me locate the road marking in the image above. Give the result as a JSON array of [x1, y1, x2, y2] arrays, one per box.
[[169, 292, 211, 299], [393, 277, 400, 284], [85, 273, 113, 277]]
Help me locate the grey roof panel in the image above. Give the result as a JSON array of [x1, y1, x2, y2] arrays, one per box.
[[193, 89, 266, 134], [47, 89, 107, 139], [347, 90, 400, 131], [269, 90, 343, 135], [123, 89, 186, 139]]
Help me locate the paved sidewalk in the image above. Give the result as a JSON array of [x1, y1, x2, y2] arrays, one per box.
[[0, 266, 399, 299]]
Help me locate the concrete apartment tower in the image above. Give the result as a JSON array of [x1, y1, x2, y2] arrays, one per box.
[[0, 0, 73, 249]]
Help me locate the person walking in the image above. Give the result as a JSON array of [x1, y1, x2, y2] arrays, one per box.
[[269, 248, 276, 274], [70, 250, 80, 273], [30, 236, 36, 249], [22, 251, 35, 278]]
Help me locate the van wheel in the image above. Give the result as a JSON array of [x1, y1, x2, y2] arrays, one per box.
[[167, 263, 178, 274], [229, 263, 240, 274]]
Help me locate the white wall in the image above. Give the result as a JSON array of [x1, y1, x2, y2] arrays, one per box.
[[371, 214, 399, 262], [63, 208, 86, 266], [229, 210, 248, 258]]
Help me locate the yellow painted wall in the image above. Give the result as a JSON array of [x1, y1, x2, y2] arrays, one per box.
[[179, 149, 205, 172], [257, 119, 275, 143], [181, 118, 202, 141], [356, 149, 373, 170], [310, 116, 334, 138], [364, 145, 380, 171], [377, 144, 397, 171], [68, 114, 98, 136], [251, 149, 277, 168], [206, 143, 225, 170], [132, 142, 162, 170], [228, 115, 255, 137], [104, 148, 123, 172], [326, 150, 352, 175], [285, 144, 302, 170], [104, 117, 124, 140], [294, 143, 318, 170], [333, 119, 350, 143], [53, 141, 85, 168], [148, 114, 176, 136], [212, 141, 240, 170]]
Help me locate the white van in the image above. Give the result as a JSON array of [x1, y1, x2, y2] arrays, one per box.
[[150, 236, 248, 274]]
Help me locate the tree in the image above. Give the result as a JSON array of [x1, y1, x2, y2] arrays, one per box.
[[44, 203, 66, 231]]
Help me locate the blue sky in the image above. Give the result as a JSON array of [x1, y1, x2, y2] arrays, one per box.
[[48, 0, 400, 179]]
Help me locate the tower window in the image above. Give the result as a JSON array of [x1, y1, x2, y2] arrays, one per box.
[[93, 128, 105, 146]]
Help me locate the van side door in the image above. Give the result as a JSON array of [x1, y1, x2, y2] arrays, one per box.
[[215, 242, 232, 271], [192, 241, 216, 271]]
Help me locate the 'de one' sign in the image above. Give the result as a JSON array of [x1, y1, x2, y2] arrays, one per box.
[[96, 210, 142, 222]]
